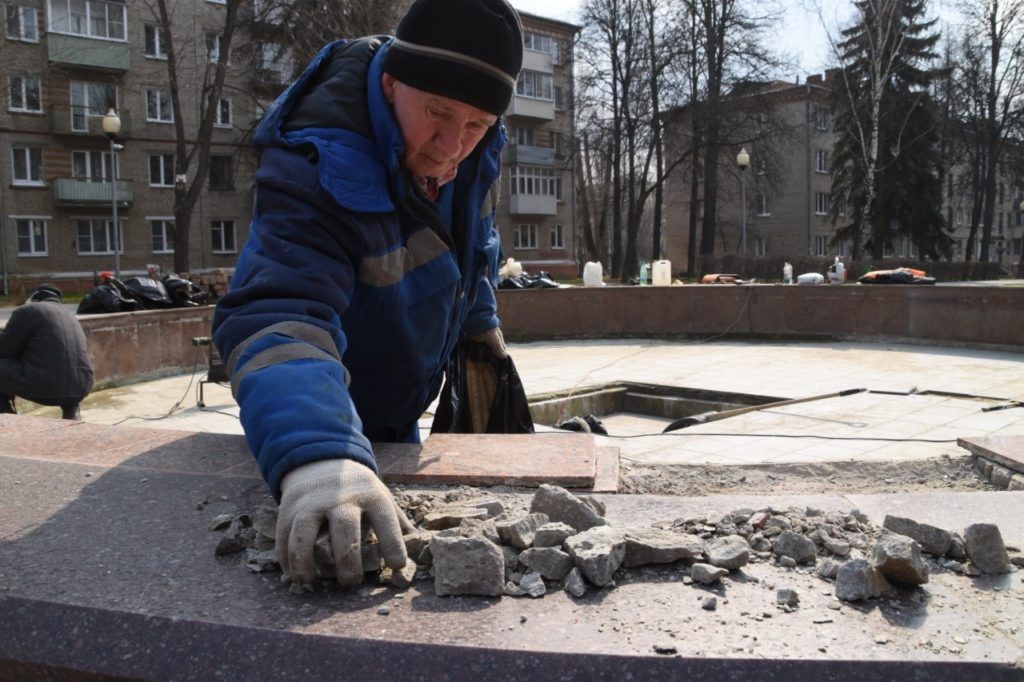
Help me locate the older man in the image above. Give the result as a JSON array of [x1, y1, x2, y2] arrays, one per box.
[[0, 284, 93, 420], [213, 0, 523, 590]]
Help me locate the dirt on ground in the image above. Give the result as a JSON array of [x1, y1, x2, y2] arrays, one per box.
[[619, 454, 993, 497]]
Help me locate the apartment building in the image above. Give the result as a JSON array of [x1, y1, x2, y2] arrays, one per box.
[[499, 11, 579, 279], [944, 171, 1024, 268], [0, 0, 268, 293]]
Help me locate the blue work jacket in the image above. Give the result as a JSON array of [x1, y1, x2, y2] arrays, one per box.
[[212, 37, 505, 499]]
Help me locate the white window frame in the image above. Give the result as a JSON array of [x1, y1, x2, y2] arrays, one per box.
[[6, 4, 38, 41], [12, 216, 49, 256], [8, 75, 42, 113], [149, 216, 174, 254], [815, 108, 829, 131], [149, 153, 174, 187], [553, 85, 564, 111], [211, 219, 236, 253], [754, 236, 767, 257], [815, 149, 829, 173], [813, 234, 828, 257], [72, 149, 114, 180], [550, 224, 564, 249], [144, 24, 167, 59], [509, 165, 555, 197], [145, 86, 173, 123], [515, 71, 553, 101], [70, 81, 117, 132], [815, 191, 830, 216], [256, 43, 293, 82], [755, 192, 769, 216], [11, 146, 43, 185], [523, 30, 552, 54], [76, 217, 123, 255], [515, 127, 534, 146], [513, 224, 538, 250], [47, 0, 127, 41], [214, 97, 232, 128], [206, 31, 224, 64]]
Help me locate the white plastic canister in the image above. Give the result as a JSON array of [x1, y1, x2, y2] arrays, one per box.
[[583, 261, 605, 287], [652, 260, 671, 286]]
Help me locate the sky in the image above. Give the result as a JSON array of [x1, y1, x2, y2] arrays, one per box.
[[510, 0, 967, 77]]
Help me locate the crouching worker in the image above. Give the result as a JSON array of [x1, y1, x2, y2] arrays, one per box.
[[212, 0, 523, 591], [0, 284, 94, 420]]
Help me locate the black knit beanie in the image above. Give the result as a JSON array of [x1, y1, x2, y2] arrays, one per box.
[[383, 0, 524, 116], [29, 283, 62, 302]]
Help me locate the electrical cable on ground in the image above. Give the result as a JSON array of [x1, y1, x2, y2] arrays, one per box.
[[106, 347, 204, 426]]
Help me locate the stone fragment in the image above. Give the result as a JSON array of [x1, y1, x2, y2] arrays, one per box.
[[964, 523, 1011, 574], [835, 559, 892, 601], [777, 588, 800, 607], [501, 545, 521, 579], [423, 507, 490, 531], [817, 558, 841, 579], [990, 465, 1013, 489], [871, 531, 929, 586], [748, 533, 772, 553], [976, 459, 994, 478], [404, 531, 434, 562], [519, 571, 547, 598], [946, 534, 967, 561], [582, 495, 606, 517], [824, 539, 851, 557], [773, 531, 818, 564], [653, 643, 678, 655], [417, 545, 433, 568], [215, 534, 247, 556], [533, 522, 576, 548], [385, 559, 418, 589], [1009, 474, 1024, 492], [705, 534, 750, 570], [882, 515, 952, 556], [701, 596, 717, 611], [519, 547, 574, 580], [778, 556, 797, 569], [503, 581, 525, 597], [564, 526, 626, 587], [529, 485, 607, 532], [430, 535, 505, 596], [496, 513, 550, 550], [622, 528, 705, 568], [691, 562, 728, 585], [208, 514, 234, 532], [377, 606, 390, 616], [727, 508, 755, 524], [462, 496, 505, 518], [563, 567, 587, 597], [252, 504, 278, 539], [748, 511, 771, 529], [1010, 556, 1024, 568], [245, 549, 279, 573], [456, 518, 500, 545]]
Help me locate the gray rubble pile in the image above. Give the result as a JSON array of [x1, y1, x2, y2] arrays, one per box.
[[210, 488, 1020, 604]]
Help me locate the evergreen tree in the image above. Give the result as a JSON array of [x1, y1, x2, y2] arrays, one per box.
[[829, 0, 952, 260]]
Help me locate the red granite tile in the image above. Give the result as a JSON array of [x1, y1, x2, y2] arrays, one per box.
[[590, 446, 620, 493]]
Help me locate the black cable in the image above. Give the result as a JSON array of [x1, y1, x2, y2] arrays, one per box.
[[107, 346, 203, 425], [538, 427, 956, 444]]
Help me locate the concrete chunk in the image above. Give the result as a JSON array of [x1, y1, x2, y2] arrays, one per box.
[[871, 531, 929, 586], [422, 507, 490, 531], [529, 484, 606, 532], [705, 534, 750, 570], [772, 530, 817, 564], [533, 522, 576, 548], [691, 562, 728, 585], [519, 547, 573, 580], [564, 526, 626, 587], [882, 515, 952, 556], [835, 559, 892, 601], [519, 571, 547, 598], [403, 530, 434, 562], [429, 535, 504, 596], [623, 528, 705, 567], [964, 523, 1011, 574], [991, 465, 1013, 489], [563, 567, 587, 597], [496, 513, 550, 549]]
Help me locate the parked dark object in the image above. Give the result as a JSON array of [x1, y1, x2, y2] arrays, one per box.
[[78, 273, 210, 314], [498, 271, 559, 290], [123, 277, 174, 309], [555, 414, 608, 435], [164, 275, 210, 306], [859, 267, 936, 285], [76, 278, 142, 314], [432, 340, 534, 434]]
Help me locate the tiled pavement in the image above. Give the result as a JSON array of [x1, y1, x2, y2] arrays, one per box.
[[22, 339, 1024, 469]]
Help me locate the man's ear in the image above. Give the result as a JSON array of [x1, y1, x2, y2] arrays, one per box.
[[381, 73, 397, 104]]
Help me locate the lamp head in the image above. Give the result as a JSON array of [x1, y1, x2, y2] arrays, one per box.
[[102, 108, 121, 135], [736, 148, 750, 170]]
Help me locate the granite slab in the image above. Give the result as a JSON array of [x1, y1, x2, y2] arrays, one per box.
[[959, 434, 1024, 475]]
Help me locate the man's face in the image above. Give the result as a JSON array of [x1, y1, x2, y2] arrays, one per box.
[[382, 74, 498, 178]]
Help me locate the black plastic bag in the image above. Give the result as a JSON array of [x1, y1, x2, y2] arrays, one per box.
[[124, 276, 173, 309], [432, 340, 534, 434], [76, 280, 141, 314], [497, 271, 559, 290]]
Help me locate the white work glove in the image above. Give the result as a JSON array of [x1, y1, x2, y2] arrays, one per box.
[[277, 458, 414, 590], [471, 326, 508, 359]]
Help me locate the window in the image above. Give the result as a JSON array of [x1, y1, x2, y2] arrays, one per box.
[[256, 43, 294, 82], [146, 87, 173, 122], [756, 158, 767, 175], [555, 175, 563, 201], [523, 31, 552, 54], [148, 154, 174, 187], [998, 212, 1004, 234], [755, 193, 769, 216], [70, 81, 117, 131], [208, 155, 233, 190], [9, 76, 41, 112], [815, 108, 829, 131], [837, 195, 847, 217], [206, 32, 223, 63], [513, 224, 538, 249], [754, 236, 767, 257], [813, 234, 828, 256], [516, 71, 553, 100], [815, 149, 829, 173], [11, 146, 42, 185], [211, 219, 236, 253], [214, 98, 232, 127], [553, 85, 564, 111], [836, 240, 846, 257], [150, 218, 174, 253], [550, 224, 564, 249], [49, 0, 126, 40], [14, 217, 48, 256], [551, 40, 562, 65], [76, 218, 122, 255], [509, 165, 555, 196], [6, 4, 38, 41], [899, 238, 918, 259], [72, 150, 114, 180], [144, 24, 166, 58], [552, 131, 563, 158], [515, 127, 534, 146], [815, 191, 830, 215], [883, 242, 894, 258]]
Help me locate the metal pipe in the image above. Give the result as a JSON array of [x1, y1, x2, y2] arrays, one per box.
[[740, 167, 747, 256], [111, 136, 120, 278]]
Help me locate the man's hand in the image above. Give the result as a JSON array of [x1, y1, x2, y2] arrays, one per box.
[[277, 458, 413, 590], [471, 326, 508, 359]]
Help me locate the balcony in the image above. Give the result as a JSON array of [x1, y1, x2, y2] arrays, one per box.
[[507, 144, 555, 166], [50, 106, 131, 138], [48, 33, 130, 71], [507, 95, 554, 121], [522, 49, 553, 74], [508, 193, 557, 216], [52, 178, 133, 207]]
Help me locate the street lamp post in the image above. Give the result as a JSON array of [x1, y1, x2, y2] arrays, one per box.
[[736, 148, 750, 257], [102, 109, 122, 279]]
